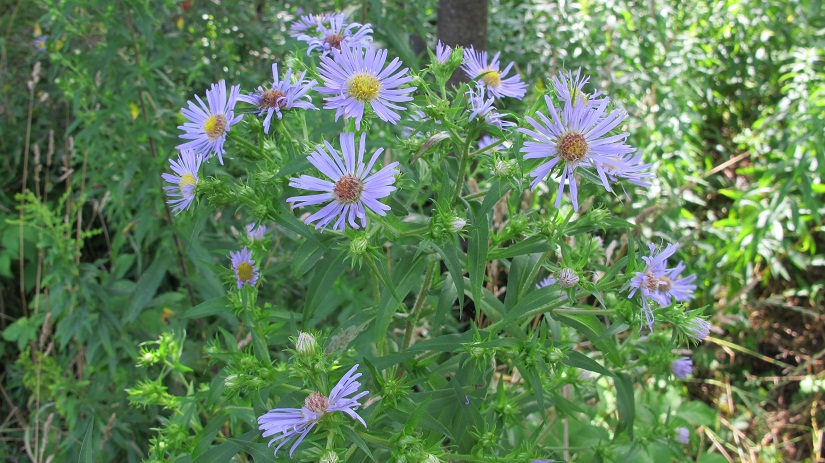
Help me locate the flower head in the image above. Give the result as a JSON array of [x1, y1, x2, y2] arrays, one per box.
[[317, 45, 415, 130], [162, 149, 202, 215], [287, 132, 399, 231], [557, 268, 580, 288], [672, 357, 693, 379], [290, 12, 346, 36], [462, 47, 527, 100], [230, 246, 259, 289], [519, 93, 637, 211], [295, 332, 319, 361], [258, 364, 369, 457], [238, 63, 317, 134], [552, 68, 606, 108], [435, 40, 451, 64], [296, 15, 373, 55], [449, 216, 467, 233], [685, 317, 711, 342], [246, 223, 266, 241], [628, 243, 679, 330], [675, 427, 690, 445], [177, 80, 243, 164], [478, 136, 504, 151], [34, 35, 47, 51], [466, 83, 514, 129]]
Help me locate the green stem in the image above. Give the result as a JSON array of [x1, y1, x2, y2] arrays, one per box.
[[553, 308, 616, 315], [463, 190, 489, 201], [403, 260, 438, 350], [451, 136, 473, 206]]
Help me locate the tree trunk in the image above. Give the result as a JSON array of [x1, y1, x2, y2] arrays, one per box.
[[437, 0, 488, 85]]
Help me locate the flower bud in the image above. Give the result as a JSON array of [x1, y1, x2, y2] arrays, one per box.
[[448, 216, 467, 233], [295, 332, 319, 362], [320, 450, 339, 463], [557, 268, 579, 288]]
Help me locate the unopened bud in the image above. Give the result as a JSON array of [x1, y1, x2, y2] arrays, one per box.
[[319, 450, 339, 463], [295, 332, 319, 361], [557, 268, 579, 288], [448, 216, 467, 233]]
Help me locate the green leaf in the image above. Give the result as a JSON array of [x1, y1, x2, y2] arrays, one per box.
[[181, 296, 228, 319], [303, 251, 346, 327], [433, 244, 465, 313], [614, 372, 635, 440], [468, 212, 489, 310], [78, 417, 95, 463], [487, 235, 553, 260], [552, 311, 622, 366], [125, 253, 171, 322], [563, 350, 613, 377]]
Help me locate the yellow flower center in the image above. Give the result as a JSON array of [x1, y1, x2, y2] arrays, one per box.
[[333, 174, 365, 204], [236, 262, 254, 282], [325, 33, 345, 50], [304, 392, 329, 414], [260, 89, 287, 109], [480, 68, 501, 88], [179, 173, 197, 194], [203, 114, 227, 140], [557, 132, 589, 162], [347, 73, 381, 102], [570, 88, 589, 106]]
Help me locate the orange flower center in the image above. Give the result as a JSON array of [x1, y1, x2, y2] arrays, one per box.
[[325, 33, 345, 49], [260, 89, 287, 109], [304, 392, 329, 414], [333, 174, 364, 204], [557, 132, 588, 162]]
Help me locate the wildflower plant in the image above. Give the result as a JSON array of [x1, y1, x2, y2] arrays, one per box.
[[141, 9, 713, 463]]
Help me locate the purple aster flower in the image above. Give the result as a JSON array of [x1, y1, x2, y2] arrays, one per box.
[[628, 243, 680, 330], [258, 364, 369, 457], [34, 35, 47, 51], [519, 94, 637, 211], [297, 15, 373, 56], [601, 150, 655, 195], [162, 149, 202, 215], [536, 277, 556, 289], [685, 317, 711, 342], [462, 47, 527, 100], [287, 132, 399, 231], [316, 45, 416, 130], [246, 223, 266, 241], [478, 135, 503, 151], [230, 246, 259, 289], [657, 260, 698, 304], [289, 12, 346, 36], [672, 357, 693, 379], [177, 80, 243, 165], [466, 83, 514, 129], [552, 68, 606, 108], [675, 427, 690, 445], [435, 40, 451, 64], [238, 63, 317, 134]]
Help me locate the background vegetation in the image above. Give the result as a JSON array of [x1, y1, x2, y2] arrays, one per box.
[[1, 0, 823, 461]]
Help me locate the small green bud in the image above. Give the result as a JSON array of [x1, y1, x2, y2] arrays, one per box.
[[350, 235, 369, 256], [319, 450, 339, 463]]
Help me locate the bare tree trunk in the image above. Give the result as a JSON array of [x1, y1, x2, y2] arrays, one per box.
[[438, 0, 488, 85]]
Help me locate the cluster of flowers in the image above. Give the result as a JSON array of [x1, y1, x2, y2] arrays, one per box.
[[160, 9, 708, 457]]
